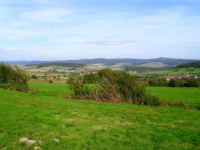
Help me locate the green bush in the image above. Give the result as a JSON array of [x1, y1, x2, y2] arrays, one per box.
[[68, 69, 161, 106], [31, 75, 38, 79], [185, 78, 199, 87], [83, 73, 101, 84], [148, 79, 158, 86], [0, 63, 29, 92]]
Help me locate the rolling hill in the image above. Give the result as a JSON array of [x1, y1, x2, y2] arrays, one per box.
[[4, 57, 199, 67]]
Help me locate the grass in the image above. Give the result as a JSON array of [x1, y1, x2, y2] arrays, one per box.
[[138, 62, 169, 68], [0, 82, 199, 149], [132, 68, 200, 77], [147, 86, 200, 108]]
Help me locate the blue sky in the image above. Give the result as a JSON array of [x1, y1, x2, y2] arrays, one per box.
[[0, 0, 200, 61]]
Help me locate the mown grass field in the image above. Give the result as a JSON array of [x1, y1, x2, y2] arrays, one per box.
[[147, 86, 200, 108], [0, 82, 200, 149]]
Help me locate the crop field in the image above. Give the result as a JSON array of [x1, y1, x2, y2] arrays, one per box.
[[0, 82, 200, 149]]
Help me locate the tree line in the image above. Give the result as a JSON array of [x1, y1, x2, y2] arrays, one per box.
[[27, 62, 86, 68], [176, 61, 200, 68], [148, 78, 199, 87]]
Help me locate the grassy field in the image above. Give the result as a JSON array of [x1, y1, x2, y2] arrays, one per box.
[[138, 62, 169, 68], [132, 68, 200, 77], [147, 86, 200, 108], [0, 83, 200, 149]]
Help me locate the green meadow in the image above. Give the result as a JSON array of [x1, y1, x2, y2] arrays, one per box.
[[132, 68, 200, 77], [0, 82, 199, 149], [147, 86, 200, 108]]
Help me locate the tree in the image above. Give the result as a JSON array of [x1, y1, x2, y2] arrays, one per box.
[[168, 79, 176, 87], [148, 79, 158, 86], [185, 78, 199, 87], [157, 78, 168, 87]]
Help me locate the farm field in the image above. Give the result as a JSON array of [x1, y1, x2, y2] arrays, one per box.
[[0, 82, 199, 149], [132, 68, 200, 77]]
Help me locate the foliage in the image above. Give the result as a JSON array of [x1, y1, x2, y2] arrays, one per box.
[[185, 78, 199, 87], [0, 63, 29, 92], [157, 78, 168, 86], [168, 79, 177, 87], [177, 61, 200, 68], [98, 68, 117, 83], [83, 73, 101, 84], [31, 75, 38, 79], [68, 69, 161, 106], [148, 79, 158, 86], [149, 78, 199, 88], [67, 76, 91, 97]]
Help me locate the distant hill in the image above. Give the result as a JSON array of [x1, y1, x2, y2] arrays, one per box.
[[29, 62, 86, 68], [176, 61, 200, 68], [3, 57, 199, 67]]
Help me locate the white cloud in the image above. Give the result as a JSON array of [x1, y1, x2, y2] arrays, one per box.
[[21, 8, 73, 22]]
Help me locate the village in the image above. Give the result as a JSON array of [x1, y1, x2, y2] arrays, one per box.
[[165, 73, 199, 81]]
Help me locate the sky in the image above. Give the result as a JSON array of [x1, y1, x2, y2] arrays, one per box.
[[0, 0, 200, 61]]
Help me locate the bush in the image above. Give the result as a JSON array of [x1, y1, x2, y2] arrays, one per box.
[[28, 88, 38, 94], [158, 78, 168, 87], [185, 78, 199, 87], [49, 80, 53, 83], [0, 63, 29, 92], [31, 75, 38, 79], [83, 73, 101, 84], [148, 79, 158, 86], [68, 69, 161, 106], [168, 79, 176, 87]]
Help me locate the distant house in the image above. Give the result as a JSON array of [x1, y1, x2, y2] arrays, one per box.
[[165, 75, 176, 81]]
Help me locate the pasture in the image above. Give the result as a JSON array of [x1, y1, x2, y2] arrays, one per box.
[[0, 82, 199, 149]]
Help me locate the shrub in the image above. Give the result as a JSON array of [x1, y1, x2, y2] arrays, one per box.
[[31, 75, 38, 79], [185, 78, 199, 87], [168, 79, 177, 87], [148, 79, 158, 86], [67, 76, 91, 97], [68, 69, 161, 106], [28, 88, 38, 94], [49, 80, 53, 83], [83, 73, 101, 84], [0, 63, 29, 92], [157, 78, 168, 87]]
